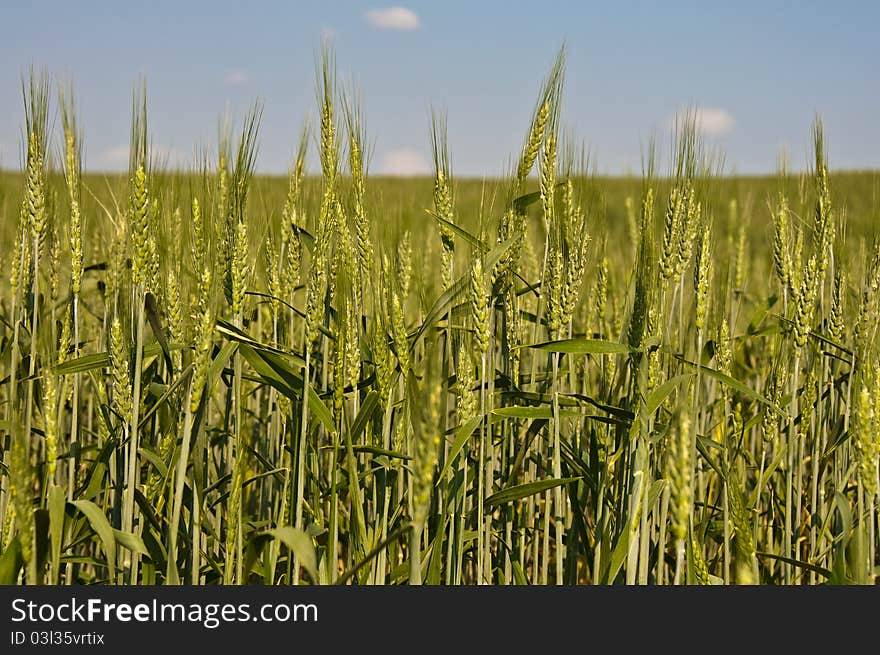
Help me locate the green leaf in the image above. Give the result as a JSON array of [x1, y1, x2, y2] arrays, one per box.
[[492, 406, 553, 419], [138, 447, 168, 478], [834, 491, 853, 538], [47, 485, 66, 582], [55, 342, 177, 376], [675, 355, 788, 417], [112, 529, 150, 556], [81, 461, 108, 501], [437, 416, 482, 481], [646, 479, 667, 514], [55, 352, 110, 375], [349, 390, 379, 443], [72, 499, 116, 576], [427, 209, 485, 251], [525, 338, 632, 355], [562, 393, 635, 421], [207, 342, 238, 391], [216, 320, 306, 364], [604, 525, 631, 585], [645, 374, 692, 415], [485, 477, 580, 508], [426, 516, 447, 585], [270, 527, 318, 584], [0, 537, 24, 584], [755, 551, 831, 579], [306, 388, 336, 436], [239, 344, 335, 434], [293, 223, 316, 253], [491, 405, 581, 420], [351, 445, 411, 460], [504, 390, 580, 407], [696, 437, 725, 479], [512, 189, 541, 214], [511, 561, 528, 586]]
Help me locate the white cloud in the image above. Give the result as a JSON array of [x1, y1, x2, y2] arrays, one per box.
[[224, 70, 248, 86], [94, 143, 190, 171], [379, 148, 430, 176], [365, 7, 421, 30], [693, 108, 735, 137], [95, 144, 130, 170]]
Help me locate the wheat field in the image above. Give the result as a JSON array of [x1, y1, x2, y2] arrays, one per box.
[[1, 48, 878, 585]]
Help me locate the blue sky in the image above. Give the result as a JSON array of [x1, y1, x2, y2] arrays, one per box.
[[1, 1, 878, 176]]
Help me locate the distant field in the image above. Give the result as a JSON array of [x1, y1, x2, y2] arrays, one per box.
[[1, 49, 879, 586], [3, 168, 879, 271]]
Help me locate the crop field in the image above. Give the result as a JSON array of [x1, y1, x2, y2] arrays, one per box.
[[1, 49, 879, 586]]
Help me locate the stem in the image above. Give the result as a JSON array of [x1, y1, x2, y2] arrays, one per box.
[[785, 351, 800, 585], [122, 289, 146, 583], [476, 351, 486, 584], [167, 385, 194, 584], [674, 538, 684, 585], [293, 346, 311, 585], [552, 352, 564, 584], [409, 519, 422, 585], [23, 235, 40, 583]]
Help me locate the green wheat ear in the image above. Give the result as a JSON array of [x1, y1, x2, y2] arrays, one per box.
[[694, 223, 712, 332], [109, 316, 132, 421], [470, 254, 491, 354], [432, 109, 456, 291], [231, 219, 249, 317], [667, 408, 693, 545], [189, 269, 215, 414], [855, 379, 879, 500], [42, 371, 58, 480], [60, 82, 84, 297], [772, 192, 792, 295], [456, 345, 478, 422], [396, 231, 413, 302]]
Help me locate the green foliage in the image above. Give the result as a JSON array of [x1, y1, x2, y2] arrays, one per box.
[[0, 51, 877, 587]]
